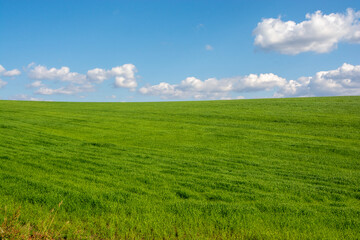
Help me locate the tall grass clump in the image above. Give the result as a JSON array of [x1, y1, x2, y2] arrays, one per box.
[[0, 202, 69, 239]]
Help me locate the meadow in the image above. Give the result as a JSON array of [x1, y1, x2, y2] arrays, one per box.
[[0, 96, 359, 239]]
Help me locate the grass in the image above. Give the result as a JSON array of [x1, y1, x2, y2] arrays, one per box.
[[0, 96, 359, 239]]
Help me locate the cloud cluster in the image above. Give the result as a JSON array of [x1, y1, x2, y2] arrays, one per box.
[[27, 64, 137, 95], [139, 73, 286, 99], [253, 9, 360, 54], [276, 63, 360, 97], [87, 64, 137, 89], [28, 64, 92, 95], [28, 65, 86, 83], [0, 65, 21, 89], [140, 63, 360, 99]]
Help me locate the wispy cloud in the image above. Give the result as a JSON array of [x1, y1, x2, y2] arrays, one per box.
[[0, 79, 7, 88], [196, 23, 205, 30]]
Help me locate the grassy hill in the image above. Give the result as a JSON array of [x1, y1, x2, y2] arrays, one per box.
[[0, 96, 359, 239]]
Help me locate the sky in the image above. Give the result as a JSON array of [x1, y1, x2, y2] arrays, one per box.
[[1, 0, 360, 102]]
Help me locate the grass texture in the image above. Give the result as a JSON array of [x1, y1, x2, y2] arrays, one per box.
[[0, 96, 359, 239]]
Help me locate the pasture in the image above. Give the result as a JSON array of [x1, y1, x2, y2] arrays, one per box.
[[0, 96, 359, 239]]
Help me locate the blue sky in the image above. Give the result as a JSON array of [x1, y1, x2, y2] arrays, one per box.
[[1, 0, 360, 102]]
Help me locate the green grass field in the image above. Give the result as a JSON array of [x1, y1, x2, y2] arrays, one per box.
[[0, 96, 360, 239]]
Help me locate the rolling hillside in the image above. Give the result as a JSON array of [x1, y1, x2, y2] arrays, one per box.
[[0, 97, 360, 239]]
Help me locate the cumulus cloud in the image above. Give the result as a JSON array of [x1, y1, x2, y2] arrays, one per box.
[[87, 64, 137, 89], [6, 61, 359, 100], [311, 63, 360, 94], [275, 63, 360, 97], [0, 65, 21, 77], [140, 63, 360, 100], [229, 73, 287, 92], [27, 65, 93, 95], [27, 64, 137, 96], [28, 65, 86, 84], [2, 69, 21, 77], [140, 82, 190, 98], [139, 73, 286, 100], [253, 9, 360, 54], [86, 68, 108, 83]]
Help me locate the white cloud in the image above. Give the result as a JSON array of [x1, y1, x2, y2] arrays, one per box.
[[310, 63, 360, 96], [0, 65, 21, 90], [28, 65, 86, 83], [27, 63, 137, 96], [139, 73, 285, 100], [205, 44, 213, 51], [3, 69, 21, 77], [87, 64, 137, 89], [0, 65, 21, 77], [35, 83, 94, 95], [6, 61, 360, 100], [253, 9, 360, 54], [86, 68, 108, 83], [139, 82, 183, 98], [28, 80, 44, 88], [229, 73, 287, 92], [0, 79, 7, 88], [28, 65, 93, 95], [140, 63, 360, 100], [275, 63, 360, 97], [274, 79, 310, 97]]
